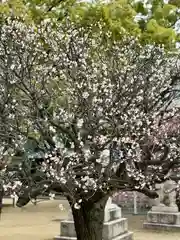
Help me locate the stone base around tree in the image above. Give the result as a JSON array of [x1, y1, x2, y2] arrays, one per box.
[[112, 232, 133, 240], [54, 236, 133, 240], [143, 211, 180, 230], [54, 218, 133, 240], [54, 237, 76, 240], [54, 200, 133, 240]]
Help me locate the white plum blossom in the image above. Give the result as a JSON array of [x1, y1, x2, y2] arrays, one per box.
[[77, 119, 84, 128], [74, 202, 81, 209], [49, 192, 55, 200], [0, 16, 180, 213], [82, 92, 89, 99]]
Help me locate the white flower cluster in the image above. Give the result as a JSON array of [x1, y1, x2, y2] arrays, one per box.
[[0, 17, 180, 203]]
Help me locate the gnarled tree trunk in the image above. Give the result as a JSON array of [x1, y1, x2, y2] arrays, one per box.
[[176, 189, 180, 211], [0, 186, 4, 219], [70, 196, 108, 240]]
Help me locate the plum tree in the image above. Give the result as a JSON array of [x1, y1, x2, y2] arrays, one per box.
[[1, 10, 180, 240]]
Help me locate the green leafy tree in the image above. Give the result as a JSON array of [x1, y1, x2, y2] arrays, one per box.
[[1, 0, 180, 48], [132, 0, 180, 47]]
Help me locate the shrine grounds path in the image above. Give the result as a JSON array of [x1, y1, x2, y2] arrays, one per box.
[[0, 199, 180, 240]]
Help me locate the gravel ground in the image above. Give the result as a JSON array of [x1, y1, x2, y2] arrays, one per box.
[[0, 199, 180, 240]]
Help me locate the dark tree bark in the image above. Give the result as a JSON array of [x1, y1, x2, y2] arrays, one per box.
[[176, 188, 180, 211], [69, 196, 108, 240], [0, 187, 4, 219]]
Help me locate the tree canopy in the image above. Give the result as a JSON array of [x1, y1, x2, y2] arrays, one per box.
[[1, 1, 180, 239], [0, 14, 180, 200], [1, 0, 180, 48]]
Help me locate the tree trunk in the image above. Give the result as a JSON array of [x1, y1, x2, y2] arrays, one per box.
[[0, 187, 4, 219], [70, 196, 108, 240], [176, 190, 180, 211]]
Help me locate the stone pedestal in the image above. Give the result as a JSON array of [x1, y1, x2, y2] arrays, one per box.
[[144, 211, 180, 230], [54, 198, 133, 240], [144, 180, 180, 230]]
